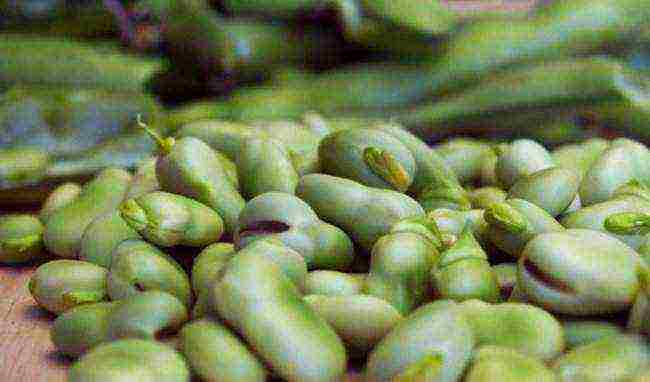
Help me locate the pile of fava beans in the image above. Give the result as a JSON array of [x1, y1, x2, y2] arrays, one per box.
[[1, 120, 649, 382]]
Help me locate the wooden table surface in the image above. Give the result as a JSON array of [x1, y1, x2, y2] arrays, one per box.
[[0, 263, 70, 382], [0, 261, 364, 382]]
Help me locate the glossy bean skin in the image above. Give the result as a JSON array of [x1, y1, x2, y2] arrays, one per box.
[[493, 263, 518, 300], [296, 174, 424, 252], [236, 137, 299, 198], [39, 183, 82, 223], [190, 243, 237, 319], [435, 138, 494, 185], [318, 128, 417, 192], [120, 191, 224, 247], [105, 291, 189, 341], [561, 195, 650, 250], [125, 157, 160, 200], [518, 229, 643, 315], [235, 192, 354, 270], [465, 345, 557, 382], [562, 320, 623, 349], [155, 136, 245, 235], [432, 227, 500, 303], [485, 198, 565, 258], [428, 208, 489, 245], [552, 138, 610, 182], [370, 123, 470, 212], [366, 232, 439, 315], [68, 338, 190, 382], [457, 300, 565, 361], [212, 254, 347, 382], [304, 294, 402, 356], [78, 211, 140, 268], [365, 300, 475, 382], [107, 239, 193, 308], [179, 318, 268, 382], [552, 335, 650, 382], [51, 301, 120, 358], [496, 139, 555, 189], [29, 260, 108, 315], [0, 214, 45, 264], [44, 168, 132, 258], [580, 139, 650, 206], [469, 187, 507, 210], [627, 270, 650, 336], [509, 167, 580, 217], [304, 271, 366, 297]]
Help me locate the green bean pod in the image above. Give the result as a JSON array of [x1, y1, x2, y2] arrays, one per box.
[[51, 301, 120, 358], [105, 290, 188, 341], [212, 253, 347, 382], [366, 232, 439, 315], [304, 294, 402, 356], [179, 318, 267, 382], [78, 211, 141, 268], [68, 339, 190, 382], [107, 239, 192, 308], [409, 0, 650, 100], [400, 58, 648, 141], [0, 36, 161, 92], [29, 259, 108, 315], [365, 300, 475, 382], [44, 167, 132, 258], [296, 174, 424, 252], [120, 191, 224, 247], [432, 226, 500, 303], [235, 192, 354, 270], [236, 138, 299, 198], [0, 214, 45, 264]]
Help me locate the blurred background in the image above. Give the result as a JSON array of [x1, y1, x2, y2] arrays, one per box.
[[1, 0, 649, 206]]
